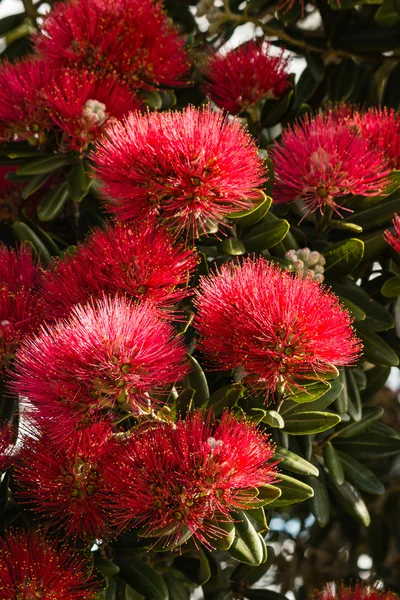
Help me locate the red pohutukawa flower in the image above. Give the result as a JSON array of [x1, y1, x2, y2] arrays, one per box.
[[13, 296, 187, 427], [0, 58, 53, 143], [313, 582, 399, 600], [43, 68, 141, 152], [270, 113, 389, 216], [384, 213, 400, 253], [14, 421, 120, 540], [102, 411, 278, 547], [194, 258, 361, 397], [351, 107, 400, 170], [0, 528, 101, 599], [42, 222, 198, 320], [92, 106, 267, 236], [0, 243, 43, 373], [202, 40, 290, 115], [35, 0, 191, 90]]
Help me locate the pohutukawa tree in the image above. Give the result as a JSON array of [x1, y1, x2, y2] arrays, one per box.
[[0, 0, 400, 598]]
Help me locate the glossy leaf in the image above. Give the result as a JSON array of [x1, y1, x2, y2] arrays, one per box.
[[37, 183, 69, 222], [283, 411, 341, 435], [266, 473, 314, 507], [324, 238, 364, 278], [243, 219, 290, 251], [323, 442, 344, 484], [336, 451, 385, 494], [273, 446, 319, 476], [227, 510, 265, 566]]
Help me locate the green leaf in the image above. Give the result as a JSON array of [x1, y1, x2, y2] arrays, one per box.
[[174, 550, 211, 585], [306, 472, 330, 527], [357, 331, 399, 366], [336, 451, 385, 495], [330, 480, 371, 526], [293, 67, 320, 109], [339, 297, 366, 321], [344, 191, 400, 230], [266, 473, 314, 507], [327, 58, 358, 101], [333, 279, 394, 331], [333, 432, 400, 458], [232, 546, 275, 587], [116, 556, 168, 600], [12, 221, 51, 263], [346, 368, 362, 422], [245, 591, 287, 600], [329, 220, 363, 233], [262, 410, 284, 429], [217, 238, 246, 256], [334, 406, 384, 438], [163, 574, 190, 600], [375, 0, 400, 26], [361, 365, 391, 401], [183, 355, 209, 407], [67, 160, 92, 202], [261, 87, 294, 127], [283, 411, 341, 435], [17, 155, 71, 176], [21, 173, 51, 200], [93, 557, 120, 577], [381, 276, 400, 297], [282, 381, 331, 407], [227, 510, 265, 566], [227, 192, 271, 226], [257, 484, 282, 505], [140, 90, 163, 109], [206, 383, 245, 416], [37, 183, 69, 222], [282, 378, 343, 416], [243, 219, 290, 251], [171, 388, 194, 418], [0, 12, 25, 36], [273, 446, 319, 476], [306, 51, 325, 81], [324, 238, 364, 278], [323, 442, 344, 484]]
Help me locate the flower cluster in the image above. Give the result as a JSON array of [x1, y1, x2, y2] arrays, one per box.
[[42, 222, 198, 320], [0, 243, 43, 372], [92, 106, 267, 236], [270, 113, 390, 217], [285, 248, 326, 282], [202, 40, 291, 115], [195, 258, 361, 396], [0, 528, 101, 599], [102, 411, 278, 546], [13, 295, 188, 435], [35, 0, 191, 91]]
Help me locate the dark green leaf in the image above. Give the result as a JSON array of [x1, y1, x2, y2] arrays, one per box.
[[334, 406, 384, 438], [283, 411, 341, 435], [93, 557, 120, 577], [324, 238, 364, 278], [336, 451, 385, 494], [306, 51, 325, 81], [273, 446, 319, 476], [227, 510, 265, 566], [37, 183, 69, 222], [330, 480, 371, 526], [116, 556, 168, 600], [282, 381, 331, 408], [257, 484, 282, 505], [183, 355, 209, 408], [12, 221, 51, 263], [327, 58, 358, 101], [306, 472, 330, 527], [206, 383, 245, 416], [266, 473, 314, 507], [67, 161, 92, 202], [262, 410, 284, 428], [17, 155, 71, 176], [261, 88, 294, 127], [243, 219, 290, 251], [333, 432, 400, 458], [163, 574, 190, 600], [323, 442, 344, 484], [217, 238, 246, 256], [343, 191, 400, 230], [293, 67, 320, 109], [246, 591, 287, 600], [227, 192, 271, 225], [357, 331, 399, 366], [381, 276, 400, 297], [21, 173, 50, 199], [333, 279, 394, 331], [140, 90, 162, 109], [382, 62, 400, 109]]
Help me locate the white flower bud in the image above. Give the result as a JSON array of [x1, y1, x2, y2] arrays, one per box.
[[295, 260, 304, 270], [297, 247, 310, 262], [314, 273, 324, 283], [308, 251, 321, 266], [314, 265, 325, 274], [81, 99, 108, 128]]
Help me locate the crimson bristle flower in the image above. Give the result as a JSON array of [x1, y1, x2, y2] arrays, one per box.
[[202, 40, 290, 115], [0, 422, 13, 471], [102, 411, 278, 547], [384, 213, 400, 253], [35, 0, 191, 90], [13, 295, 188, 427], [14, 421, 120, 540], [43, 68, 141, 152], [314, 582, 399, 600], [0, 528, 102, 599], [92, 106, 267, 236], [0, 58, 53, 144], [270, 113, 390, 217], [0, 243, 43, 373], [351, 107, 400, 170], [194, 258, 361, 397], [42, 222, 198, 320]]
